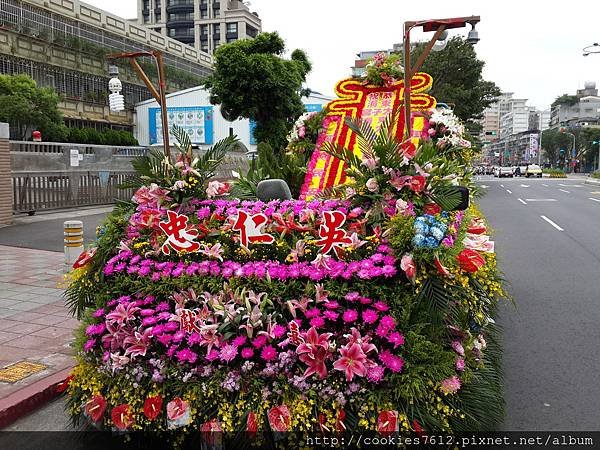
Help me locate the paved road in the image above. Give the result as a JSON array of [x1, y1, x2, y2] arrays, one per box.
[[0, 211, 111, 252], [477, 176, 600, 431]]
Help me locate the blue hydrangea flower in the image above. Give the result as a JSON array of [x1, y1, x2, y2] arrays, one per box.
[[412, 234, 426, 247], [430, 226, 445, 241], [414, 221, 430, 235], [424, 236, 439, 248]]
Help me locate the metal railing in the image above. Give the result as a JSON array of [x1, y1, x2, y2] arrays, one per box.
[[10, 141, 149, 156], [12, 170, 136, 213]]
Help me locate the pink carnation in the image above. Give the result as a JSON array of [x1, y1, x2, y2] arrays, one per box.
[[241, 347, 254, 359]]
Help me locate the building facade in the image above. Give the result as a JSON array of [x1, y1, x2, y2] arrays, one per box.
[[135, 86, 332, 151], [0, 0, 212, 136], [138, 0, 261, 54], [549, 82, 600, 128]]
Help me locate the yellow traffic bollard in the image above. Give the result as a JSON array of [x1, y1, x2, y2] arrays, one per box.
[[64, 220, 84, 266]]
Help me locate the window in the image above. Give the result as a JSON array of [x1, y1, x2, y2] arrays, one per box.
[[201, 9, 208, 18], [201, 25, 208, 36], [213, 9, 220, 18], [226, 37, 236, 43], [213, 24, 220, 35], [201, 42, 208, 52], [226, 23, 237, 34], [143, 14, 150, 23]]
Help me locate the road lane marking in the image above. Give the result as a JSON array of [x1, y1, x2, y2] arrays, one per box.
[[520, 184, 530, 188], [525, 199, 557, 202], [540, 215, 564, 231], [589, 198, 600, 203], [506, 189, 512, 194], [590, 191, 600, 194], [558, 189, 570, 193], [500, 184, 504, 188], [480, 185, 489, 188], [518, 198, 527, 205], [542, 184, 548, 187], [559, 184, 583, 187]]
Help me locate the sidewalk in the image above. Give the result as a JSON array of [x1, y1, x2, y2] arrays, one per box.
[[0, 245, 78, 429]]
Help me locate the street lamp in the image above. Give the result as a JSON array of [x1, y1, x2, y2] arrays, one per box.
[[403, 15, 480, 137], [107, 51, 171, 159]]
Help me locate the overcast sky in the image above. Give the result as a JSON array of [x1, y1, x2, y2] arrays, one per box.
[[89, 0, 600, 110]]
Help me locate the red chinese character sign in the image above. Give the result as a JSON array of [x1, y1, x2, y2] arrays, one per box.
[[232, 211, 275, 250], [300, 75, 436, 199], [159, 211, 200, 255], [316, 211, 352, 256]]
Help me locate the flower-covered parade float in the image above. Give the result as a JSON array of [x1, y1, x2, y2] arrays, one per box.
[[64, 58, 505, 446]]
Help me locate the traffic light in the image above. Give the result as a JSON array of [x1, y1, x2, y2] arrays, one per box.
[[485, 131, 497, 136], [559, 148, 565, 155]]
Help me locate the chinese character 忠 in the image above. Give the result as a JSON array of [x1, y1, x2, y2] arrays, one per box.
[[159, 211, 201, 255], [232, 211, 275, 249], [316, 211, 352, 255], [179, 309, 201, 333]]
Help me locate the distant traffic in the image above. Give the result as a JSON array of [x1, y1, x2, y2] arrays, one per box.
[[475, 164, 543, 178]]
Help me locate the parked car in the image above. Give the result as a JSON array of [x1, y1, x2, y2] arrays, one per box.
[[525, 164, 542, 178], [498, 166, 513, 178]]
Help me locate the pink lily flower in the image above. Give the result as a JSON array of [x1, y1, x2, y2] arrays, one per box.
[[333, 343, 368, 381], [105, 302, 140, 327], [109, 352, 130, 372], [199, 243, 224, 262], [296, 327, 332, 379], [343, 327, 377, 355], [124, 328, 154, 359]]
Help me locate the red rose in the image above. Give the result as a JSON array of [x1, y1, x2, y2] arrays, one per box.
[[401, 141, 417, 159], [408, 175, 426, 193], [143, 396, 163, 421], [457, 249, 486, 273], [84, 394, 107, 423], [246, 411, 258, 436], [423, 203, 441, 215], [268, 405, 291, 432], [217, 182, 230, 195], [111, 403, 134, 430], [72, 247, 97, 269], [377, 410, 398, 436]]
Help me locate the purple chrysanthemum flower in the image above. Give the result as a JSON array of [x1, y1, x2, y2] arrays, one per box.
[[373, 301, 389, 312], [304, 307, 321, 319], [367, 365, 385, 383], [92, 308, 105, 318], [260, 345, 277, 361], [342, 309, 358, 322], [324, 310, 339, 321], [252, 335, 268, 349], [232, 336, 247, 347], [387, 332, 405, 348], [272, 324, 286, 338], [362, 309, 379, 324], [206, 349, 219, 361], [456, 358, 465, 371], [344, 292, 360, 302], [176, 348, 198, 364], [380, 315, 396, 328], [83, 339, 96, 352], [219, 344, 238, 363], [440, 376, 461, 394], [309, 316, 325, 328], [241, 347, 254, 359]]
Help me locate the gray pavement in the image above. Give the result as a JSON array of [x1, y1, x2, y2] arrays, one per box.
[[3, 398, 73, 431], [477, 176, 600, 431], [0, 207, 113, 252]]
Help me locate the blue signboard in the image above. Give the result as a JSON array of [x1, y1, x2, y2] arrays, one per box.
[[249, 103, 324, 145], [149, 106, 214, 145]]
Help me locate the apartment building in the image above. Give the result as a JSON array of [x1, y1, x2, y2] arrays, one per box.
[[138, 0, 261, 54]]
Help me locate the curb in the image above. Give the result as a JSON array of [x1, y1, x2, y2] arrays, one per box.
[[0, 366, 73, 429]]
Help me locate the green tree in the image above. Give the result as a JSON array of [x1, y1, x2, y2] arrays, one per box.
[[551, 94, 579, 108], [541, 128, 579, 168], [0, 74, 63, 140], [414, 37, 501, 133], [203, 32, 311, 151]]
